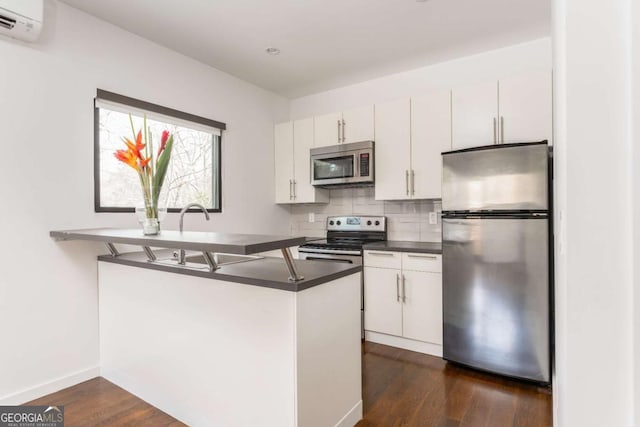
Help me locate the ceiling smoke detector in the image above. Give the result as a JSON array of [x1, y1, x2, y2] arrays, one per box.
[[265, 47, 281, 55]]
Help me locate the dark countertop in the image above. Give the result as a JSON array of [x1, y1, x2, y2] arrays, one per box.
[[50, 228, 306, 255], [363, 240, 442, 254], [98, 250, 361, 292]]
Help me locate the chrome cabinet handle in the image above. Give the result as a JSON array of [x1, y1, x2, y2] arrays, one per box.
[[341, 119, 346, 142], [406, 170, 409, 196], [402, 274, 406, 303], [407, 254, 438, 259], [396, 273, 400, 302], [411, 170, 415, 196], [500, 116, 504, 144], [367, 251, 394, 256], [337, 120, 342, 143], [493, 117, 497, 144], [292, 180, 296, 200], [289, 179, 293, 200]]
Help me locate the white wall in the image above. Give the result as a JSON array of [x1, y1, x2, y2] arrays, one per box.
[[0, 0, 289, 403], [634, 2, 640, 424], [289, 38, 551, 119], [553, 0, 634, 426]]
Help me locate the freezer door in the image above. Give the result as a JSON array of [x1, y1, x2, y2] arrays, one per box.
[[442, 143, 549, 212], [442, 216, 550, 383]]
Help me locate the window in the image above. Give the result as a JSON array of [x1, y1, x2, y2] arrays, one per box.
[[94, 89, 225, 212]]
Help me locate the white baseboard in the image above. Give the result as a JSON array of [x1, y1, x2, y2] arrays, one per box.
[[365, 331, 443, 357], [335, 400, 362, 427], [0, 366, 100, 405]]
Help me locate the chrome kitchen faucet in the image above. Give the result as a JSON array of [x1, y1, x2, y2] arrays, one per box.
[[178, 203, 210, 265]]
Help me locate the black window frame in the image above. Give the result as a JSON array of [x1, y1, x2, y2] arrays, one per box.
[[93, 89, 225, 213]]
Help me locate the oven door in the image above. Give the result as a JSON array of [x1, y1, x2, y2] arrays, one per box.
[[311, 153, 358, 186]]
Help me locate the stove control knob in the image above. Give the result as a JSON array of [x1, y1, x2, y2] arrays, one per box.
[[329, 220, 335, 226], [336, 220, 342, 226], [375, 220, 380, 226], [367, 220, 372, 226]]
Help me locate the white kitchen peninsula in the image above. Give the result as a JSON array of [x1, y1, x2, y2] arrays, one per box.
[[51, 229, 363, 427]]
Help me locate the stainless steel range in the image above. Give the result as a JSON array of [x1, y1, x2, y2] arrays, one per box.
[[298, 215, 387, 336]]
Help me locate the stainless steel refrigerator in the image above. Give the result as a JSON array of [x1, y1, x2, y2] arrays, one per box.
[[441, 141, 551, 384]]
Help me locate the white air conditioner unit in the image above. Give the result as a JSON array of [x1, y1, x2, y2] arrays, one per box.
[[0, 0, 43, 42]]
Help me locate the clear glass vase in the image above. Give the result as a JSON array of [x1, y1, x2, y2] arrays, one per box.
[[135, 186, 168, 235]]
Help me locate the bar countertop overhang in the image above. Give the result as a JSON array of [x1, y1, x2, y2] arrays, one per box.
[[49, 228, 307, 255]]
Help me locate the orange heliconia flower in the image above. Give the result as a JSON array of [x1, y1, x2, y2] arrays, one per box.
[[114, 148, 139, 170], [115, 129, 151, 170]]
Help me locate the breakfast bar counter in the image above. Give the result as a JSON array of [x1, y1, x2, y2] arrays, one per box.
[[51, 228, 363, 427]]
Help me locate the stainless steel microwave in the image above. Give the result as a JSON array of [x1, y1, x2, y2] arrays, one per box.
[[310, 141, 374, 188]]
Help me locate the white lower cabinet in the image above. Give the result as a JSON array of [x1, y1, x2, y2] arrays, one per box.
[[364, 250, 443, 356], [363, 267, 403, 336], [401, 270, 442, 345]]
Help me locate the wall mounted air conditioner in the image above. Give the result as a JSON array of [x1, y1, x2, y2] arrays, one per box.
[[0, 0, 43, 42]]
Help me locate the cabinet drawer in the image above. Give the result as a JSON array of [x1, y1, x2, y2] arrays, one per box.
[[364, 250, 402, 269], [401, 252, 442, 272]]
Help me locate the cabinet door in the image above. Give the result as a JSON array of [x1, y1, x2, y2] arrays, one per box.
[[293, 118, 328, 203], [451, 81, 498, 150], [411, 89, 452, 199], [402, 270, 442, 345], [274, 121, 294, 204], [313, 112, 342, 147], [374, 98, 411, 200], [364, 267, 403, 336], [342, 105, 374, 144], [498, 70, 552, 144]]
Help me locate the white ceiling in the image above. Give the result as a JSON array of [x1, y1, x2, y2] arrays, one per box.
[[58, 0, 550, 98]]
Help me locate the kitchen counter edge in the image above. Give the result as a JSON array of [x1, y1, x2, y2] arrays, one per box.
[[363, 240, 442, 254], [98, 251, 361, 292]]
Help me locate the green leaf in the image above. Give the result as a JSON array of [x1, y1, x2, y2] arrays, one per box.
[[152, 134, 174, 206]]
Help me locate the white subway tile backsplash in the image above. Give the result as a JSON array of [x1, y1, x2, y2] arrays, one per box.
[[289, 190, 443, 242]]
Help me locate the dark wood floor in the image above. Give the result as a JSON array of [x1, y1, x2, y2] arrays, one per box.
[[26, 378, 186, 426], [358, 341, 552, 427], [26, 342, 551, 426]]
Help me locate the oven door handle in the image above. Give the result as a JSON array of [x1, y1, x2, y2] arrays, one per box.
[[304, 256, 354, 264], [298, 248, 362, 256]]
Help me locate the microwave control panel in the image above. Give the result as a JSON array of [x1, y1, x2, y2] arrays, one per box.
[[360, 153, 370, 177]]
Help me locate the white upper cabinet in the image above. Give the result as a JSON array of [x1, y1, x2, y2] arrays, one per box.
[[452, 70, 552, 149], [374, 98, 412, 201], [498, 70, 552, 144], [411, 89, 452, 199], [274, 121, 294, 204], [342, 105, 375, 144], [451, 80, 499, 150], [313, 106, 374, 147], [374, 90, 452, 200], [313, 112, 342, 148], [293, 118, 321, 203], [274, 119, 329, 204]]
